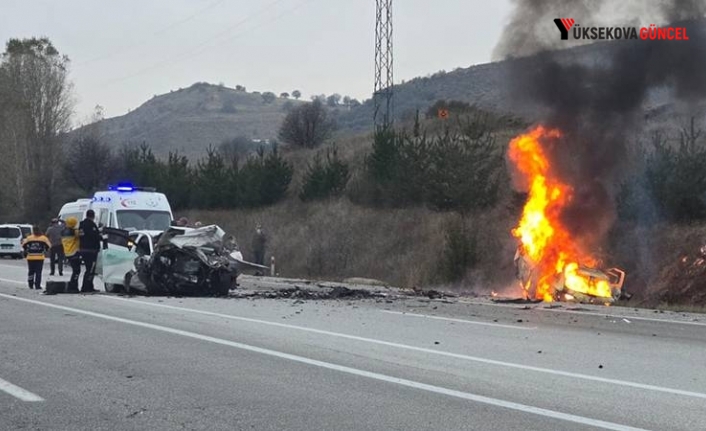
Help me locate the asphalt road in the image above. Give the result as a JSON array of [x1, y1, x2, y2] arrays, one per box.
[[1, 259, 705, 431]]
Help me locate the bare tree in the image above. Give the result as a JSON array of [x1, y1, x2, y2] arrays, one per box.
[[0, 37, 73, 218], [278, 100, 335, 148]]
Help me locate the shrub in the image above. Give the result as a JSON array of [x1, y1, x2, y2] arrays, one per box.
[[360, 120, 504, 212], [438, 217, 479, 282], [240, 146, 293, 206], [620, 119, 706, 224], [299, 146, 350, 201]]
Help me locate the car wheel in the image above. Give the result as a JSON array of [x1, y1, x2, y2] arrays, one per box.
[[104, 283, 124, 293]]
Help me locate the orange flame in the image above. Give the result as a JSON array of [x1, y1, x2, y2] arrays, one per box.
[[509, 125, 611, 301]]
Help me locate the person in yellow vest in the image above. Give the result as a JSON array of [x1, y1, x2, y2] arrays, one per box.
[[61, 217, 81, 293], [21, 226, 51, 290]]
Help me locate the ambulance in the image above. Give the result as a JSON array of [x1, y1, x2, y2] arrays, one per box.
[[58, 185, 174, 232]]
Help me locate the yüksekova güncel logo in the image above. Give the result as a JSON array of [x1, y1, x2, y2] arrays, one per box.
[[554, 18, 690, 41]]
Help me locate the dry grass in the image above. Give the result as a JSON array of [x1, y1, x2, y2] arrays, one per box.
[[184, 198, 518, 290], [182, 120, 525, 291]]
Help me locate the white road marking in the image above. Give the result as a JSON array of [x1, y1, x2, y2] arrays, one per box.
[[457, 299, 706, 327], [98, 295, 706, 401], [0, 376, 44, 402], [0, 278, 25, 285], [0, 271, 701, 326], [0, 293, 648, 431], [380, 309, 537, 330]]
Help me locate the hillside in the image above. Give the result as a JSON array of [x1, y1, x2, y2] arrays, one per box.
[[86, 83, 302, 158], [82, 25, 706, 157], [333, 39, 690, 134]]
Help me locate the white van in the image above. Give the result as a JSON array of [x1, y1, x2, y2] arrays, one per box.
[[16, 224, 32, 239], [59, 185, 174, 232], [0, 224, 24, 258], [57, 199, 93, 224]]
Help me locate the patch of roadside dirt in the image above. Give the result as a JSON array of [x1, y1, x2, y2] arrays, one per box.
[[649, 246, 706, 306]]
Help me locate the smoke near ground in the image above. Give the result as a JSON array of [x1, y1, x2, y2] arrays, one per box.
[[497, 1, 706, 251]]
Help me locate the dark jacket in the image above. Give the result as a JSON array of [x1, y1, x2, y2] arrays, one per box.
[[79, 218, 101, 252], [252, 230, 267, 253]]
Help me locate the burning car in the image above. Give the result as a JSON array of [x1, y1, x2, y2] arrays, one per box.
[[99, 225, 245, 296], [509, 125, 626, 304], [514, 247, 625, 304]]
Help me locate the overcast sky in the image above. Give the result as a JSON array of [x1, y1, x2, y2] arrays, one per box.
[[1, 0, 512, 123]]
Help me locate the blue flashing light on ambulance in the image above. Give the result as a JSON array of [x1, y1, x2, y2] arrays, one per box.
[[58, 184, 174, 232]]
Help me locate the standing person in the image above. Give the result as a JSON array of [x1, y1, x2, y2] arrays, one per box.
[[45, 218, 64, 276], [78, 210, 101, 293], [251, 224, 267, 266], [61, 217, 81, 293], [21, 226, 51, 290]]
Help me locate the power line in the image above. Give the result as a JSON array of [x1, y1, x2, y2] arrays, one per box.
[[100, 0, 315, 87], [76, 0, 227, 66], [153, 0, 227, 35]]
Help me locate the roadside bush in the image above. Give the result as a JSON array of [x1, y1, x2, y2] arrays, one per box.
[[158, 151, 193, 210], [193, 146, 230, 209], [299, 146, 350, 201], [438, 217, 479, 282], [239, 146, 293, 207], [425, 129, 504, 213], [360, 128, 429, 206]]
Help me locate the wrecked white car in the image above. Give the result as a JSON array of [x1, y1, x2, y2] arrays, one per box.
[[99, 225, 243, 296], [514, 248, 626, 304]]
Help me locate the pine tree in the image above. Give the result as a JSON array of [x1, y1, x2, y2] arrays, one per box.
[[300, 146, 350, 201]]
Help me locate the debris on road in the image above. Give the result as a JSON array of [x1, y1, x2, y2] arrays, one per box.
[[231, 285, 388, 301], [492, 298, 542, 304], [406, 287, 456, 300]]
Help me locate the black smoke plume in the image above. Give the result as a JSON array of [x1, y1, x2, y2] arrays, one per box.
[[498, 1, 706, 250]]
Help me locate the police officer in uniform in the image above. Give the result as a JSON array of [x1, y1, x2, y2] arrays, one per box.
[[78, 210, 101, 293]]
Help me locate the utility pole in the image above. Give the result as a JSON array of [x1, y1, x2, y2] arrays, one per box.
[[374, 0, 393, 130]]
